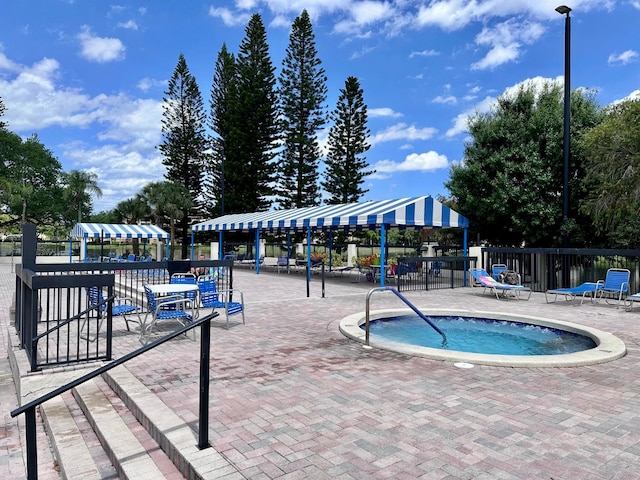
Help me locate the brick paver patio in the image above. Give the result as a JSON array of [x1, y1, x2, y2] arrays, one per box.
[[3, 262, 640, 479]]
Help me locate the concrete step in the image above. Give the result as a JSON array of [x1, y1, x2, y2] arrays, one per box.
[[72, 378, 173, 480], [103, 366, 242, 480], [40, 394, 108, 479]]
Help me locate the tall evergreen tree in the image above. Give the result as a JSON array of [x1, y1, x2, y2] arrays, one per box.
[[230, 14, 278, 214], [206, 44, 237, 218], [277, 9, 328, 209], [0, 96, 7, 129], [158, 53, 208, 257], [322, 76, 373, 204]]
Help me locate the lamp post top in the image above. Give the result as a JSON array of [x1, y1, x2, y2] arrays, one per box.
[[555, 5, 572, 15]]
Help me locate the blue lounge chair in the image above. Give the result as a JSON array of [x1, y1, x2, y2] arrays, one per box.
[[197, 274, 245, 328], [595, 268, 630, 308], [491, 263, 507, 281], [428, 261, 442, 276], [545, 282, 600, 305], [469, 268, 531, 300], [624, 292, 640, 311]]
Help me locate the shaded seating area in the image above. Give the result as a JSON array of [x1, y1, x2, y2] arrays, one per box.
[[545, 282, 600, 305], [197, 274, 245, 329], [469, 268, 531, 300]]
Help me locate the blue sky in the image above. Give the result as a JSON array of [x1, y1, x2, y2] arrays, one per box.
[[1, 1, 639, 213]]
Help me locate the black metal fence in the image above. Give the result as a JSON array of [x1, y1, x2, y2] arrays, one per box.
[[481, 247, 640, 293], [395, 256, 477, 292], [14, 258, 234, 371]]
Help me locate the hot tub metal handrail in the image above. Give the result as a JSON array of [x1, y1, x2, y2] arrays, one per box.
[[365, 286, 447, 346]]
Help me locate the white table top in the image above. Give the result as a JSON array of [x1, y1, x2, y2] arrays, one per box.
[[148, 283, 198, 295]]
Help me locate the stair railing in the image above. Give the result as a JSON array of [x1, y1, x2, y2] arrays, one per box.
[[11, 310, 219, 480], [364, 286, 447, 346]]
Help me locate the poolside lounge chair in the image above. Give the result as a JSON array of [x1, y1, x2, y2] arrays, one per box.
[[624, 292, 640, 311], [469, 268, 531, 300], [594, 268, 630, 308], [428, 261, 441, 276], [276, 256, 290, 273], [544, 282, 600, 305], [491, 263, 508, 281]]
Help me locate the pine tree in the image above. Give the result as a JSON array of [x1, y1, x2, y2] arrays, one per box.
[[0, 96, 7, 129], [277, 9, 328, 209], [205, 44, 237, 217], [230, 14, 278, 214], [158, 53, 208, 257], [322, 76, 373, 204]]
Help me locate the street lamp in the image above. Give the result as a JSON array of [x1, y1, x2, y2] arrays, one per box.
[[556, 5, 571, 249]]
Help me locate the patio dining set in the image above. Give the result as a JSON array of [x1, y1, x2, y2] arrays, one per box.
[[86, 272, 246, 345]]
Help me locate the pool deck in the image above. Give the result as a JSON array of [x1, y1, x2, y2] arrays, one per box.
[[3, 263, 640, 479]]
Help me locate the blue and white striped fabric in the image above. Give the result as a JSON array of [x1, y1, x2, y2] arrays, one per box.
[[71, 223, 170, 239], [192, 196, 469, 233]]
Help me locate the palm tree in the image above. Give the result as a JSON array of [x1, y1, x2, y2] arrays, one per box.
[[141, 181, 193, 260], [62, 170, 103, 223], [114, 196, 150, 257]]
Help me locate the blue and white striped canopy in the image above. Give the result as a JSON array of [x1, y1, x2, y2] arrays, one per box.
[[71, 223, 170, 239], [192, 196, 468, 233]]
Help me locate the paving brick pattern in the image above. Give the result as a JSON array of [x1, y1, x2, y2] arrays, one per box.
[[4, 264, 640, 479]]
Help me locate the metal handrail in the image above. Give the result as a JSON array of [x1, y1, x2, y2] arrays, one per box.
[[364, 286, 447, 347], [11, 310, 219, 480]]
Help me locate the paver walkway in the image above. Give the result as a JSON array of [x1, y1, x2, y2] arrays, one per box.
[[3, 262, 640, 479]]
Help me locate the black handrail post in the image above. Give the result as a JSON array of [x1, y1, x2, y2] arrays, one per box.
[[25, 406, 37, 480], [321, 264, 325, 298], [198, 316, 211, 450]]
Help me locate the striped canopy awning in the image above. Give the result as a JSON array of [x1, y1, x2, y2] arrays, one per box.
[[192, 196, 468, 233], [71, 223, 170, 239]]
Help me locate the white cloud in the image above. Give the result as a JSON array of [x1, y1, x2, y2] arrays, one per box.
[[415, 0, 614, 31], [208, 7, 252, 26], [369, 107, 403, 118], [471, 19, 545, 70], [370, 122, 438, 145], [137, 77, 167, 92], [446, 95, 495, 137], [608, 50, 638, 65], [611, 89, 640, 105], [370, 151, 449, 177], [77, 26, 125, 63], [0, 50, 21, 71], [409, 49, 440, 58], [63, 144, 165, 211], [118, 20, 139, 30], [632, 1, 640, 9], [432, 95, 457, 105]]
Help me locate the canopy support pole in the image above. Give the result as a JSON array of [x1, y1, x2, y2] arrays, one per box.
[[255, 229, 261, 274], [379, 224, 386, 287], [306, 228, 312, 296]]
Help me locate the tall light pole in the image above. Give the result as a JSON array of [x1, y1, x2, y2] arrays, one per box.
[[556, 5, 571, 250]]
